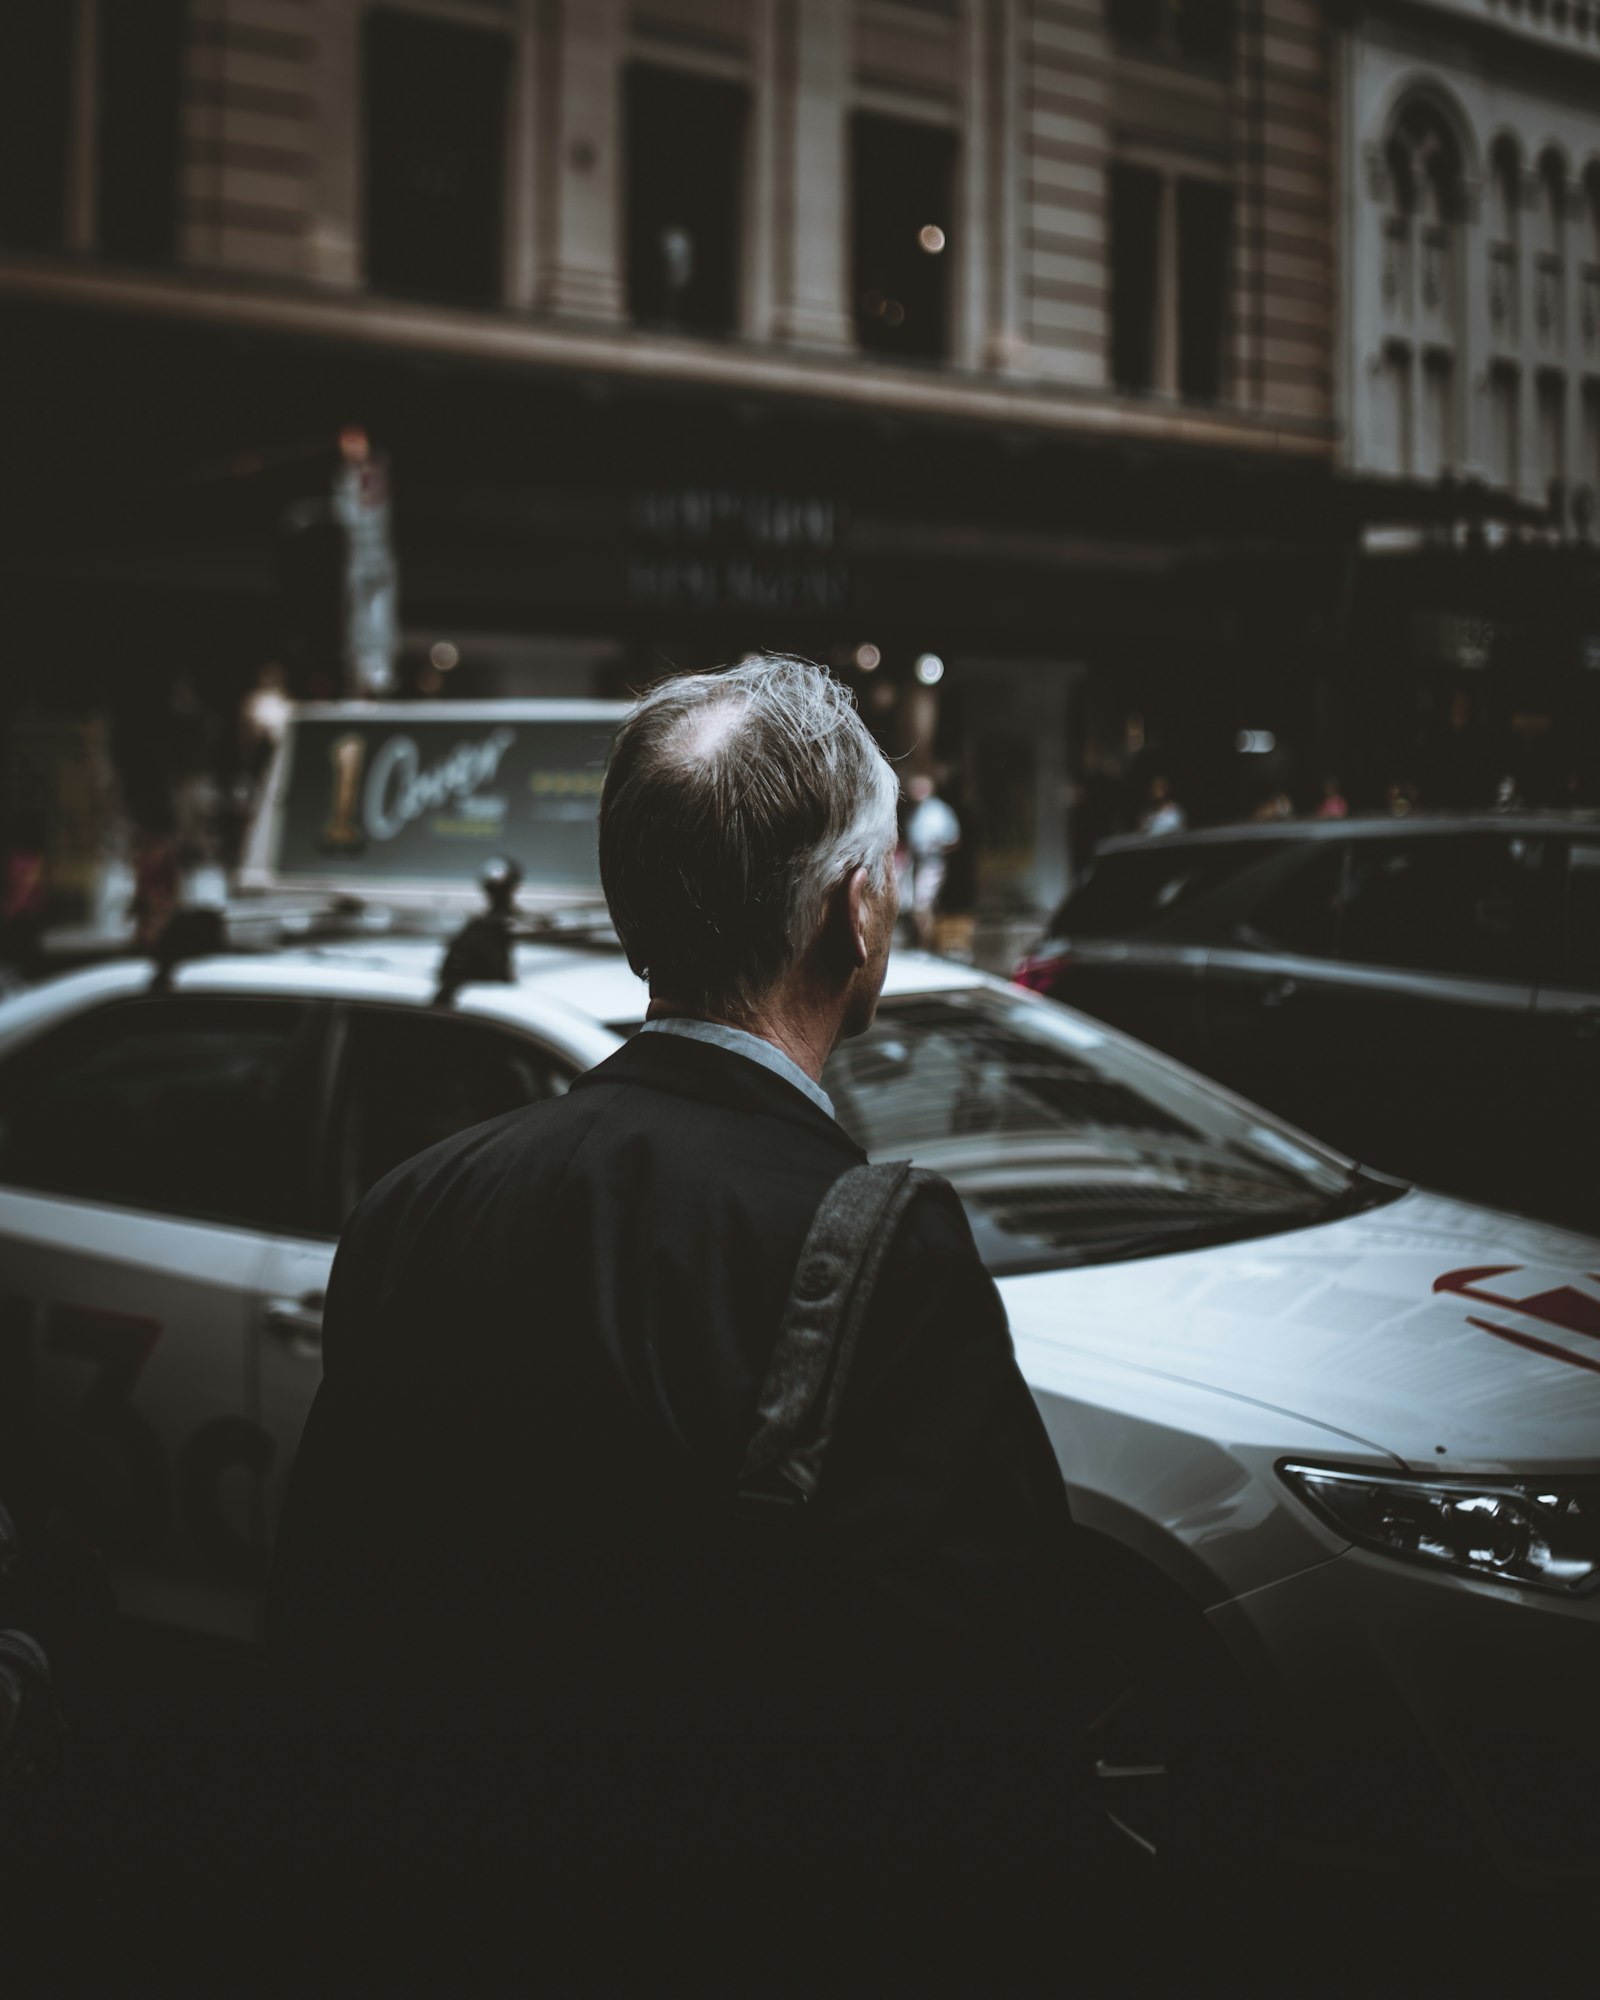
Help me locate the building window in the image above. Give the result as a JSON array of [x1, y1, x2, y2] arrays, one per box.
[[1172, 0, 1234, 64], [1584, 167, 1600, 365], [1419, 349, 1454, 478], [626, 66, 749, 337], [96, 0, 187, 265], [1490, 362, 1520, 490], [1107, 0, 1163, 44], [1110, 163, 1161, 393], [0, 0, 73, 252], [1488, 138, 1521, 345], [1383, 340, 1414, 477], [1108, 0, 1233, 65], [1111, 165, 1229, 402], [1538, 368, 1567, 510], [851, 114, 957, 363], [363, 7, 510, 308], [1580, 379, 1600, 533], [1176, 178, 1230, 402], [1377, 99, 1464, 477], [1535, 151, 1567, 352]]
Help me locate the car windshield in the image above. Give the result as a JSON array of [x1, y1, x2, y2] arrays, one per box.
[[822, 991, 1394, 1275], [1054, 840, 1282, 937]]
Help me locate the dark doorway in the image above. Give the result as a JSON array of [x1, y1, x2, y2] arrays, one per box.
[[851, 115, 957, 363], [363, 7, 510, 308], [97, 0, 186, 265], [0, 0, 72, 253], [1110, 163, 1161, 394], [1177, 178, 1231, 404], [625, 66, 749, 336]]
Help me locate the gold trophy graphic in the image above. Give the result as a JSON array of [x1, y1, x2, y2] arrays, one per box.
[[322, 732, 368, 849]]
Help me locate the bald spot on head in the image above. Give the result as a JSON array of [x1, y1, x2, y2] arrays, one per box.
[[667, 696, 747, 767]]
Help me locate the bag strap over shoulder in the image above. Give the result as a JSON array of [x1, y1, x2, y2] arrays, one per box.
[[737, 1160, 937, 1508]]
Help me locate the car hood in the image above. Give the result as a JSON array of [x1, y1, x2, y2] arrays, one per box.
[[998, 1189, 1600, 1474]]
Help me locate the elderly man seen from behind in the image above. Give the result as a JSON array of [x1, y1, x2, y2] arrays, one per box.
[[267, 655, 1108, 1988]]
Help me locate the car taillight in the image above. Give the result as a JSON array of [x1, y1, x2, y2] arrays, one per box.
[[1012, 950, 1070, 993]]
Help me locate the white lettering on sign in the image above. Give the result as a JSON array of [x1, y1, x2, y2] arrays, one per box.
[[363, 729, 516, 841]]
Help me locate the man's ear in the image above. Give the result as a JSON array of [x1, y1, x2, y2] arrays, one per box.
[[841, 865, 871, 969]]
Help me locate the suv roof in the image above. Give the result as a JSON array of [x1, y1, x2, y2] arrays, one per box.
[[1095, 809, 1600, 857]]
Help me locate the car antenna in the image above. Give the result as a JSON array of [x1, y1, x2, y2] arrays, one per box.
[[435, 858, 523, 1005]]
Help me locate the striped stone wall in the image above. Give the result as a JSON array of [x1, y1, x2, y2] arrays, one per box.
[[1237, 0, 1335, 424], [1021, 0, 1110, 387], [182, 0, 319, 279]]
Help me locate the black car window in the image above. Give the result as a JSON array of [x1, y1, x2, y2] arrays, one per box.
[[1054, 841, 1281, 937], [1564, 841, 1600, 988], [1230, 845, 1344, 957], [0, 997, 317, 1230], [1336, 835, 1545, 980], [331, 1009, 574, 1224], [823, 990, 1367, 1275]]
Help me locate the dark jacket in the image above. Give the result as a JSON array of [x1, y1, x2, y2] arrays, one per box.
[[266, 1030, 1094, 1975]]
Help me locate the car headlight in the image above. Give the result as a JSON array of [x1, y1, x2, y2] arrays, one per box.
[[1279, 1463, 1600, 1595]]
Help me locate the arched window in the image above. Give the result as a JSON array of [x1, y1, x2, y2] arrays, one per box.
[[1380, 100, 1465, 477], [1586, 163, 1600, 269], [1488, 137, 1521, 344], [1535, 150, 1568, 351], [1583, 165, 1600, 365]]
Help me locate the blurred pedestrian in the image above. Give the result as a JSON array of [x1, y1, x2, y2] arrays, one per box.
[[906, 770, 962, 949], [932, 770, 979, 962], [1315, 774, 1348, 820], [129, 819, 181, 952], [1252, 789, 1292, 822], [1138, 774, 1187, 836], [0, 816, 47, 981], [1492, 772, 1524, 811], [267, 656, 1112, 1988]]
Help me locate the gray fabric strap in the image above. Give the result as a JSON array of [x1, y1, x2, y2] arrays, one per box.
[[737, 1160, 935, 1505]]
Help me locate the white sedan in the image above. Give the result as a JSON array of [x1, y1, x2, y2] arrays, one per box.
[[0, 935, 1594, 1878]]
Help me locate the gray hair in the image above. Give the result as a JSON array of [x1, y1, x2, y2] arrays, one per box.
[[599, 655, 900, 1016]]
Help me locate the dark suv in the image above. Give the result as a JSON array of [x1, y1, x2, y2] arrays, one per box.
[[1015, 813, 1600, 1231]]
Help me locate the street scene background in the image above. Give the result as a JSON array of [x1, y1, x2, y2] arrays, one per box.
[[2, 2, 1599, 1988]]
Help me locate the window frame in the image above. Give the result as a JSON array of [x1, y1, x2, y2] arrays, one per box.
[[1328, 831, 1562, 985], [360, 2, 515, 310], [0, 993, 331, 1236], [624, 59, 753, 340], [1556, 836, 1600, 990], [1108, 149, 1233, 406], [313, 1001, 583, 1236]]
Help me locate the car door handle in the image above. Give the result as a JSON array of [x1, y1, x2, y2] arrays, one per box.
[[264, 1294, 325, 1348], [1258, 977, 1298, 1008]]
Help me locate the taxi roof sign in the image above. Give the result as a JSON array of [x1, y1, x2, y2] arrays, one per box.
[[239, 700, 631, 913]]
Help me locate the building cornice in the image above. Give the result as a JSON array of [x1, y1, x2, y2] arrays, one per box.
[[0, 256, 1335, 462], [1340, 0, 1600, 75]]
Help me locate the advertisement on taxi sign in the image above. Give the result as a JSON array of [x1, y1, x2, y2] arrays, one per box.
[[240, 701, 631, 899]]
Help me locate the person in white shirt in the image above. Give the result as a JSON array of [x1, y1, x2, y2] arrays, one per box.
[[905, 773, 962, 948]]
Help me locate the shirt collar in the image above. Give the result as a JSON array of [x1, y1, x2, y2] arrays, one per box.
[[637, 1017, 836, 1122]]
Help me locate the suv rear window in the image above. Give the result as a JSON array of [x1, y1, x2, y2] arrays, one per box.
[[1337, 834, 1546, 979], [1053, 840, 1282, 937]]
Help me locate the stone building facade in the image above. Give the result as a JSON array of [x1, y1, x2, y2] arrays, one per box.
[[1342, 0, 1600, 513], [1, 0, 1347, 924], [1336, 0, 1600, 805]]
